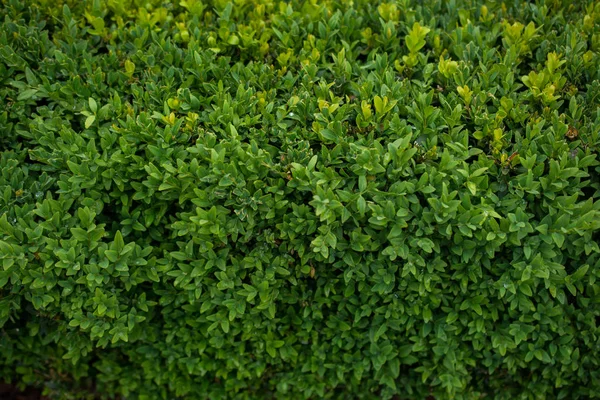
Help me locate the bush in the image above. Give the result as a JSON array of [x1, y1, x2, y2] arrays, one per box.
[[1, 0, 600, 398]]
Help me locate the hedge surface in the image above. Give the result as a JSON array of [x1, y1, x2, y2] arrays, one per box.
[[1, 0, 600, 398]]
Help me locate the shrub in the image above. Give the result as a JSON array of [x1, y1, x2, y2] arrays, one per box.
[[1, 0, 600, 399]]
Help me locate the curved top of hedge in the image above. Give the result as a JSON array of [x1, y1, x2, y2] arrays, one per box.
[[1, 0, 600, 399]]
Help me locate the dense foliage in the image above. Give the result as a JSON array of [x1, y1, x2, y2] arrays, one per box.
[[1, 0, 600, 398]]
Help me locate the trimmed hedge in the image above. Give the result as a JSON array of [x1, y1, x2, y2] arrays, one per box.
[[1, 0, 600, 398]]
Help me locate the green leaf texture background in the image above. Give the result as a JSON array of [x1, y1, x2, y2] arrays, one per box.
[[1, 0, 600, 398]]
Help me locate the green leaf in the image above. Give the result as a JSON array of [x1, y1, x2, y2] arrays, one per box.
[[466, 181, 477, 195], [89, 97, 98, 113], [71, 227, 88, 241], [551, 232, 565, 247], [114, 231, 125, 253], [85, 115, 96, 128], [374, 95, 384, 115], [357, 195, 366, 215], [219, 175, 234, 187], [18, 89, 38, 101], [571, 264, 589, 281], [171, 251, 187, 261], [105, 250, 119, 262], [221, 319, 230, 333]]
